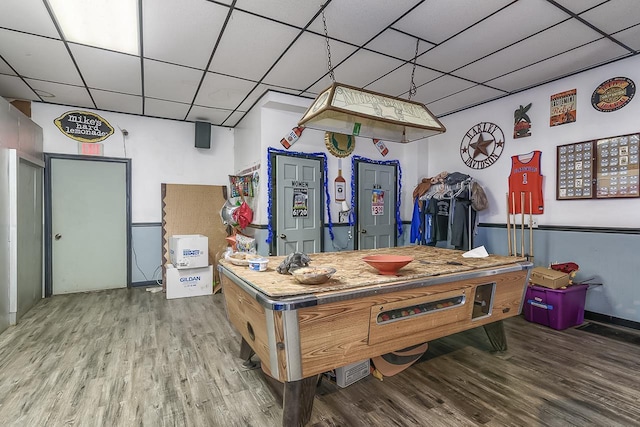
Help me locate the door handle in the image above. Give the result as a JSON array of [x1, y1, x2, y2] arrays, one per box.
[[360, 229, 367, 234], [55, 233, 62, 240], [279, 234, 287, 239]]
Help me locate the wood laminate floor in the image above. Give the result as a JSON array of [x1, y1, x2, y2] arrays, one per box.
[[0, 288, 639, 427]]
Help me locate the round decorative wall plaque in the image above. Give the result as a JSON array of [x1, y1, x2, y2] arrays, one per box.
[[591, 77, 635, 112], [325, 132, 355, 158], [459, 122, 505, 169]]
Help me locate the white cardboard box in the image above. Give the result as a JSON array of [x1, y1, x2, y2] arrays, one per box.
[[335, 359, 370, 388], [166, 263, 213, 299], [169, 234, 208, 269]]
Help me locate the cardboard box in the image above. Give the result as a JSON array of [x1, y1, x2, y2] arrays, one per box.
[[529, 267, 570, 289], [524, 284, 588, 330], [166, 264, 213, 299], [335, 359, 370, 388], [169, 234, 208, 269]]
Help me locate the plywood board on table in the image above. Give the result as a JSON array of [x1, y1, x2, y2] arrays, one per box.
[[161, 183, 228, 292]]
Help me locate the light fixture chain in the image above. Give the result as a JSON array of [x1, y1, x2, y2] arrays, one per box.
[[322, 10, 335, 82], [408, 39, 420, 100]]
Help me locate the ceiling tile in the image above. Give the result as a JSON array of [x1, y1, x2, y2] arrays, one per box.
[[143, 0, 229, 69], [365, 29, 434, 62], [307, 51, 405, 93], [222, 111, 246, 127], [237, 84, 301, 112], [0, 0, 59, 38], [307, 0, 423, 46], [0, 30, 83, 85], [263, 32, 358, 91], [362, 63, 443, 99], [486, 39, 631, 92], [208, 10, 300, 81], [0, 74, 37, 100], [0, 58, 16, 75], [25, 79, 94, 108], [144, 98, 191, 121], [612, 24, 640, 51], [194, 73, 257, 110], [186, 105, 234, 125], [69, 44, 141, 95], [417, 0, 570, 73], [426, 85, 506, 116], [91, 89, 142, 115], [454, 19, 602, 83], [144, 60, 203, 104], [580, 0, 640, 34], [552, 0, 607, 14], [235, 0, 319, 26], [393, 0, 513, 44], [412, 75, 477, 105]]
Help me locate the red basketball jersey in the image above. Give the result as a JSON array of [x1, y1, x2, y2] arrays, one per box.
[[508, 151, 544, 214]]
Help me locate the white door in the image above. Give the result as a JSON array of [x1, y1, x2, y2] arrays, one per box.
[[356, 161, 396, 249], [49, 156, 129, 294], [17, 158, 43, 319], [275, 154, 323, 255]]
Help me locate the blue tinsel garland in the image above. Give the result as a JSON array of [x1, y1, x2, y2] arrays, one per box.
[[266, 147, 333, 243], [350, 155, 403, 236]]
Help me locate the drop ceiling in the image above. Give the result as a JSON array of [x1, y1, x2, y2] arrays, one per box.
[[1, 0, 638, 127]]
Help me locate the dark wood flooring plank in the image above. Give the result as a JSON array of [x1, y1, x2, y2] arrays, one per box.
[[1, 289, 639, 427]]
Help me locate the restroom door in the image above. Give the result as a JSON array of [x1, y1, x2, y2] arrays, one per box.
[[273, 153, 323, 255], [45, 155, 131, 295], [356, 161, 397, 249]]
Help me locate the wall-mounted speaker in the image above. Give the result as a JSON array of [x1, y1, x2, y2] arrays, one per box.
[[195, 121, 211, 149]]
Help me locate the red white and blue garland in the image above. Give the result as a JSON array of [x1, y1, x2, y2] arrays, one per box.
[[349, 155, 403, 236], [266, 147, 334, 243]]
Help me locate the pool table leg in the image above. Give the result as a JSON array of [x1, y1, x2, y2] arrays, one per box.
[[483, 320, 508, 351], [282, 376, 319, 427], [239, 337, 258, 369]]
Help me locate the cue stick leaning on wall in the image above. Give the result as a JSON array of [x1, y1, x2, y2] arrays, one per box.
[[529, 191, 534, 261], [521, 192, 525, 257], [506, 193, 512, 256], [511, 192, 517, 255]]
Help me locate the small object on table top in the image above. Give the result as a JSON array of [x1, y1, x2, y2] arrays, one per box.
[[277, 252, 311, 274], [290, 266, 337, 285]]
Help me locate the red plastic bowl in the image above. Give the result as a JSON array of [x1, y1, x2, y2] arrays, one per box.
[[362, 255, 414, 275]]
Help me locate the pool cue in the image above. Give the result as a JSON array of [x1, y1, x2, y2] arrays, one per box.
[[529, 192, 534, 261], [521, 192, 525, 257], [506, 193, 512, 256], [511, 192, 517, 255]]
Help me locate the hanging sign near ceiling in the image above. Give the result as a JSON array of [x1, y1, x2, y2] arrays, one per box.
[[549, 89, 576, 127], [591, 77, 635, 112], [459, 122, 505, 169], [54, 110, 114, 143]]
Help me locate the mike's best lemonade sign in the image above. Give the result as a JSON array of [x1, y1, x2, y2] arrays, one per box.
[[54, 110, 114, 143]]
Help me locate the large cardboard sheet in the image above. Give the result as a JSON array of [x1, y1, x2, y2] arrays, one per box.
[[161, 184, 228, 291]]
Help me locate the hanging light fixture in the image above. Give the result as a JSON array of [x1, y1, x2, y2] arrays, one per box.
[[298, 13, 446, 143]]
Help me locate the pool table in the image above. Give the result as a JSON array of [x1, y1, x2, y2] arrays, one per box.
[[218, 246, 532, 426]]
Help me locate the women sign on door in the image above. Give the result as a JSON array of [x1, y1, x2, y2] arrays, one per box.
[[292, 181, 309, 217]]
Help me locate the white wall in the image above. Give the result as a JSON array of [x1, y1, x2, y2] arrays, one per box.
[[427, 55, 640, 228], [234, 91, 424, 227], [31, 103, 235, 222]]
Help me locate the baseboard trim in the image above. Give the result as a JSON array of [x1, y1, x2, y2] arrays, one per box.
[[584, 311, 640, 330]]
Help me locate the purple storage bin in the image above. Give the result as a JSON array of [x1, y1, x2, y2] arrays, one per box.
[[523, 284, 588, 330]]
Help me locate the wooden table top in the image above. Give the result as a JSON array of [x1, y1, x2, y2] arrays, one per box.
[[219, 246, 526, 298]]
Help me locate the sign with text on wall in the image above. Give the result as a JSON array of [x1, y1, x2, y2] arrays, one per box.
[[54, 110, 114, 143], [292, 181, 309, 217]]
